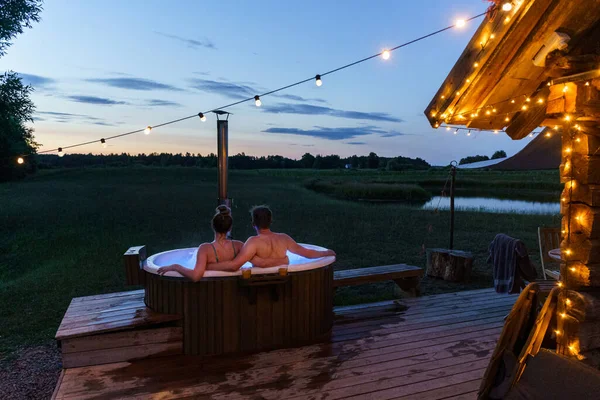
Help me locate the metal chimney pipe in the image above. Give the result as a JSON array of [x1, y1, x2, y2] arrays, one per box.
[[217, 119, 229, 207]]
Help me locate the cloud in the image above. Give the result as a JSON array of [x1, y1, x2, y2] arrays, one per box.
[[145, 99, 182, 107], [37, 111, 116, 126], [87, 77, 182, 91], [154, 31, 216, 50], [262, 103, 403, 123], [347, 141, 366, 145], [263, 125, 392, 140], [67, 95, 128, 105], [189, 78, 326, 103], [380, 132, 407, 138], [190, 78, 256, 99], [18, 73, 56, 88], [273, 93, 327, 103]]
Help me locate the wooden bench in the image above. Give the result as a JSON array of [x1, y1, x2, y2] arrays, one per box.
[[333, 264, 424, 296]]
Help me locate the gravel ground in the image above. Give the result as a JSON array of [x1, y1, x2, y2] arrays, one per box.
[[0, 344, 61, 400]]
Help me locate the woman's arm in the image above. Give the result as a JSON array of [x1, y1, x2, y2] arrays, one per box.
[[157, 247, 208, 282], [209, 239, 258, 271], [284, 235, 336, 259], [251, 256, 289, 268]]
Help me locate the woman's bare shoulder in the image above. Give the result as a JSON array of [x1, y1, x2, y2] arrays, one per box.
[[233, 240, 244, 249]]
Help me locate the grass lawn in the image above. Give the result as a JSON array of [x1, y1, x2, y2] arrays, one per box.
[[0, 167, 561, 356]]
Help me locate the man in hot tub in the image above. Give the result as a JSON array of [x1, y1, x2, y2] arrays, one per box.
[[210, 205, 336, 272]]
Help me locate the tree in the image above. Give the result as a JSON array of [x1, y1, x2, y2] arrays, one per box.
[[300, 153, 315, 169], [367, 152, 379, 169], [0, 1, 43, 57], [491, 150, 507, 159], [0, 72, 38, 181], [459, 155, 489, 165], [0, 1, 43, 181]]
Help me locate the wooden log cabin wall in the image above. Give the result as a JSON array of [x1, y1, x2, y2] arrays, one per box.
[[424, 0, 600, 366]]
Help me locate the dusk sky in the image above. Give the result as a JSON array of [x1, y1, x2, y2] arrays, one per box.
[[1, 0, 536, 165]]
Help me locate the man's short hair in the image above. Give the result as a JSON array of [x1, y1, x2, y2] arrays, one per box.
[[251, 205, 272, 229]]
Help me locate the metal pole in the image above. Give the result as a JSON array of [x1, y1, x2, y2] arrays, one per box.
[[217, 119, 230, 208], [449, 165, 456, 250]]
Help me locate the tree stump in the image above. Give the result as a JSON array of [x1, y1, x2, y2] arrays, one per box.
[[426, 248, 473, 282]]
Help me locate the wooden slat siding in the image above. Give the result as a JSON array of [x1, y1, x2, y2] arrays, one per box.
[[61, 327, 182, 353], [333, 264, 423, 288]]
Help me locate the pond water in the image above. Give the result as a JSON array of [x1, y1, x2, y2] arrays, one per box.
[[422, 196, 560, 215]]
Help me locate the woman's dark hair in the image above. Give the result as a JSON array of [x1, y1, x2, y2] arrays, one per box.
[[212, 205, 233, 234], [251, 205, 272, 229]]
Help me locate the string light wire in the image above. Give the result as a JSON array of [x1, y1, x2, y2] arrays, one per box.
[[28, 10, 488, 157]]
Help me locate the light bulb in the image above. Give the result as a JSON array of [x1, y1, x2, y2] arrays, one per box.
[[505, 116, 510, 122], [446, 126, 451, 131], [17, 157, 24, 164], [564, 115, 571, 121], [315, 74, 322, 87], [526, 97, 531, 102], [381, 50, 390, 60], [502, 2, 513, 12], [58, 148, 64, 157], [555, 330, 561, 336], [511, 99, 515, 104], [538, 98, 544, 104], [467, 130, 472, 136], [254, 95, 261, 107], [473, 62, 479, 68], [456, 91, 460, 96], [199, 112, 206, 122], [546, 132, 551, 138], [101, 138, 107, 148], [586, 81, 590, 86], [560, 312, 566, 318], [144, 126, 152, 135], [456, 19, 466, 28], [454, 129, 459, 135], [566, 299, 572, 306], [522, 105, 528, 111], [486, 110, 491, 115], [490, 34, 496, 39], [494, 130, 499, 134], [492, 108, 497, 113], [471, 113, 476, 118], [441, 95, 445, 99], [558, 281, 563, 287], [563, 85, 568, 93]]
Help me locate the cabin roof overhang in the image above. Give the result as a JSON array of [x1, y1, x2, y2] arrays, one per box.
[[424, 0, 600, 140]]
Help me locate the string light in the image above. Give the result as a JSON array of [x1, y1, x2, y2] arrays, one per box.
[[525, 97, 531, 102], [566, 299, 572, 306], [466, 130, 471, 136], [570, 267, 576, 272], [585, 81, 590, 86], [565, 147, 572, 153], [560, 312, 567, 318], [101, 138, 107, 148], [441, 95, 446, 99], [446, 126, 451, 131], [198, 112, 206, 122], [456, 19, 466, 28], [473, 62, 479, 68], [144, 126, 152, 135], [456, 91, 461, 96], [564, 115, 572, 121], [563, 85, 568, 93], [381, 50, 391, 60], [502, 2, 513, 11], [17, 157, 24, 164], [20, 10, 491, 160], [58, 148, 64, 157], [555, 329, 561, 336], [505, 116, 510, 122], [558, 281, 563, 287], [315, 74, 322, 86], [546, 132, 552, 138], [454, 129, 459, 135], [505, 16, 511, 23], [537, 98, 544, 104], [254, 95, 262, 107], [521, 104, 528, 111], [565, 248, 572, 256]]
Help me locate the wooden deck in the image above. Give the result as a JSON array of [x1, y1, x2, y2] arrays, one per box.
[[53, 288, 515, 399]]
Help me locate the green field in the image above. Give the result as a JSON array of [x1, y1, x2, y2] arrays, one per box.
[[0, 167, 561, 356]]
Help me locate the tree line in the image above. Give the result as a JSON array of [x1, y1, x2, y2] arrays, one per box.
[[35, 151, 431, 171], [459, 150, 506, 165]]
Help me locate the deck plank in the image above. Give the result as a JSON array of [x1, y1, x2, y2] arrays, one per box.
[[53, 288, 514, 399]]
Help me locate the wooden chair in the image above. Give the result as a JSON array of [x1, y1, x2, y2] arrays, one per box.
[[537, 227, 561, 280]]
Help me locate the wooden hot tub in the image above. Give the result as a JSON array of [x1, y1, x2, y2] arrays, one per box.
[[125, 245, 334, 356]]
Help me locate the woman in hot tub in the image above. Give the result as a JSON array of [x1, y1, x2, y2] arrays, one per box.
[[156, 205, 288, 281]]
